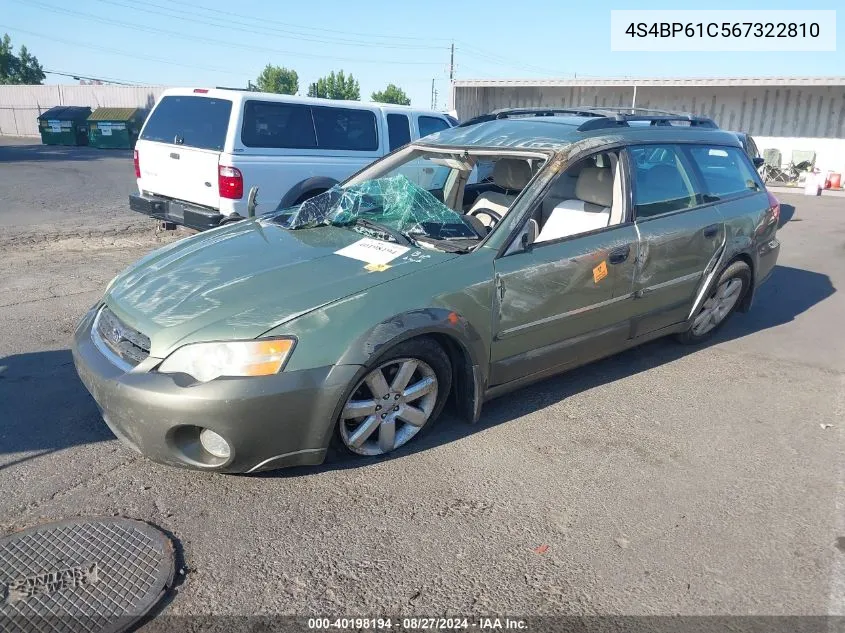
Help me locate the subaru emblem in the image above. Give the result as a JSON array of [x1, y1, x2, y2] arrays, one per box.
[[110, 327, 123, 344]]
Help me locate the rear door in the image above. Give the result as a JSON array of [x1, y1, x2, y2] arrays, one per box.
[[627, 143, 725, 336], [136, 94, 232, 209]]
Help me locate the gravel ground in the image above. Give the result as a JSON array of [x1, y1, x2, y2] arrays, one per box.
[[0, 141, 842, 623]]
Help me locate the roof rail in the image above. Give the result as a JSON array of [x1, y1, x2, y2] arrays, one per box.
[[457, 106, 719, 131]]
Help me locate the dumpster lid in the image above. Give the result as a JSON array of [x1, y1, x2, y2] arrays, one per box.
[[38, 105, 92, 121], [88, 107, 145, 122]]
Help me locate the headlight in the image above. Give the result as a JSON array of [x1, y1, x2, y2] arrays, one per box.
[[157, 338, 295, 382]]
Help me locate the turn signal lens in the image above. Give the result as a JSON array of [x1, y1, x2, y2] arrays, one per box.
[[158, 338, 295, 382]]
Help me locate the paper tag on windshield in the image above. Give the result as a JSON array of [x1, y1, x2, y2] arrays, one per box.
[[335, 238, 409, 265]]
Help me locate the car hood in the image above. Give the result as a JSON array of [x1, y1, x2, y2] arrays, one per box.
[[105, 219, 456, 358]]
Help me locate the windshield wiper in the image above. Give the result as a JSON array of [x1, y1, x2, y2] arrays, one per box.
[[353, 218, 415, 246]]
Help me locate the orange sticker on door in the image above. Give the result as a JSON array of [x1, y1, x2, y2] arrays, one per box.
[[593, 260, 608, 283]]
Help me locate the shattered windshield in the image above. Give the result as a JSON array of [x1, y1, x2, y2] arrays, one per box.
[[271, 174, 478, 242]]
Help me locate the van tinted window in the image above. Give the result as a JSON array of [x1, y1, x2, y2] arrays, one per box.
[[630, 144, 700, 218], [387, 113, 411, 151], [688, 145, 761, 198], [241, 101, 317, 149], [312, 106, 378, 151], [418, 116, 450, 138], [140, 95, 232, 150]]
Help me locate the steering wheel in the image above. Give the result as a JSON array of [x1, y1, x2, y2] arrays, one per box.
[[468, 207, 503, 229]]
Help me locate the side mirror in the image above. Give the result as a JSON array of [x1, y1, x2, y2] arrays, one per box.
[[521, 232, 533, 251], [753, 157, 765, 168]]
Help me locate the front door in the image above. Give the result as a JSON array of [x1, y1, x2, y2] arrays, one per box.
[[490, 149, 638, 387]]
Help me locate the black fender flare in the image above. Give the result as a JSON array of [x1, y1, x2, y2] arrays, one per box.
[[278, 176, 339, 209], [335, 308, 488, 424]]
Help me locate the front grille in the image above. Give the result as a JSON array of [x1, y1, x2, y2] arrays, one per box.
[[93, 306, 150, 368]]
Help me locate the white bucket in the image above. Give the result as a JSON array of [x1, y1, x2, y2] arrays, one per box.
[[804, 170, 823, 196]]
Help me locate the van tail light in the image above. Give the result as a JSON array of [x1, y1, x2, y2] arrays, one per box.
[[766, 190, 780, 226], [218, 165, 243, 199], [133, 149, 141, 178], [193, 88, 209, 93]]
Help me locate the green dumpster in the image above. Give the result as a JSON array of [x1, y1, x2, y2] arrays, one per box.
[[87, 107, 148, 149], [37, 106, 92, 146]]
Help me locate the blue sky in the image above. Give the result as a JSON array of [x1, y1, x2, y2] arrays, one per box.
[[3, 0, 843, 109]]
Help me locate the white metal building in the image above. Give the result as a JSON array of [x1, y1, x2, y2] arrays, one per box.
[[452, 77, 845, 175]]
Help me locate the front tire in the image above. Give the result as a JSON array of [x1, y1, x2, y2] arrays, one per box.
[[335, 338, 452, 457], [677, 260, 750, 345]]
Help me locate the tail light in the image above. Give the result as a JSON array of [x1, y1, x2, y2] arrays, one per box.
[[133, 149, 140, 178], [766, 190, 780, 226], [218, 165, 243, 199]]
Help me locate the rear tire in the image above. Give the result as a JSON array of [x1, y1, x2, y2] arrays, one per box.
[[333, 338, 452, 458], [293, 189, 327, 205], [677, 260, 750, 345]]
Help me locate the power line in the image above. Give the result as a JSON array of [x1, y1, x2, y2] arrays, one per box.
[[91, 0, 446, 51], [161, 0, 453, 43], [44, 69, 138, 85], [1, 25, 247, 77], [14, 0, 446, 66]]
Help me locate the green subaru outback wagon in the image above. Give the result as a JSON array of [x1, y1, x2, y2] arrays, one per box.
[[72, 107, 781, 473]]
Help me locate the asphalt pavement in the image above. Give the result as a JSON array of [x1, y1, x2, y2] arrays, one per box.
[[0, 139, 842, 621]]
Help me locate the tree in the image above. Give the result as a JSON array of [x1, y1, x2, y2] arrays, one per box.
[[371, 84, 410, 106], [307, 70, 360, 100], [0, 34, 45, 85], [255, 64, 298, 95]]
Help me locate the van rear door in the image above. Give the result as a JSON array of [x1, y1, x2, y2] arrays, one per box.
[[136, 95, 232, 209]]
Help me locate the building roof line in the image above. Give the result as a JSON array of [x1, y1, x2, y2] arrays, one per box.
[[453, 76, 845, 88]]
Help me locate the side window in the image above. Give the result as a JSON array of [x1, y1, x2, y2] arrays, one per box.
[[386, 113, 411, 151], [241, 100, 316, 149], [532, 151, 625, 244], [746, 136, 760, 159], [630, 144, 699, 219], [312, 106, 378, 151], [418, 116, 450, 138], [688, 145, 761, 199]]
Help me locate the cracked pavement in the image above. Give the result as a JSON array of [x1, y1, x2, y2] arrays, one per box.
[[0, 138, 843, 619]]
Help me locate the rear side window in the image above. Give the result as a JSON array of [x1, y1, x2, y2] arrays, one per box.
[[312, 106, 378, 151], [630, 144, 700, 218], [141, 95, 232, 150], [688, 145, 761, 199], [387, 113, 411, 151], [241, 101, 316, 149], [418, 116, 450, 138], [746, 136, 760, 159]]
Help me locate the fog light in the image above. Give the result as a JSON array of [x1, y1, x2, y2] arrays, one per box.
[[199, 428, 231, 460]]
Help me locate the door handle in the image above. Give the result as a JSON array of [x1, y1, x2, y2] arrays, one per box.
[[703, 224, 720, 239], [608, 245, 630, 265]]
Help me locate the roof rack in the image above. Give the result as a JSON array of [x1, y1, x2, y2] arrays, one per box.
[[457, 106, 718, 131]]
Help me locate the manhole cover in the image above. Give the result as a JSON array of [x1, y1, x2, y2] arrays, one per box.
[[0, 518, 175, 633]]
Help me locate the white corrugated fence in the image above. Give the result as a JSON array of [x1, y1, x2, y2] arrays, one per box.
[[0, 85, 168, 137]]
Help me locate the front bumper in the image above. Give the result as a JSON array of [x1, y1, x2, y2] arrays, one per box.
[[71, 307, 359, 473], [129, 193, 226, 231]]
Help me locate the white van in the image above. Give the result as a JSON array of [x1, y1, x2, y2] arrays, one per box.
[[129, 88, 457, 230]]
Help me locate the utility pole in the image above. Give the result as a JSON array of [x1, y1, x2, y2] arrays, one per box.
[[431, 78, 435, 110], [449, 42, 454, 81]]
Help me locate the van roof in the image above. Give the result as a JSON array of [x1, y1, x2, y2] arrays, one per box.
[[157, 87, 446, 116]]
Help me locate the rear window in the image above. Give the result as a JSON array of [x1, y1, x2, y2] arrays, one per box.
[[140, 95, 232, 150], [241, 101, 316, 149], [240, 100, 378, 151], [688, 145, 762, 199]]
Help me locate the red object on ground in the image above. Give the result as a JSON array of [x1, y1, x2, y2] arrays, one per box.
[[829, 173, 842, 189]]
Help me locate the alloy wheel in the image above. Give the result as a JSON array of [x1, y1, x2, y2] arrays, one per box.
[[339, 358, 439, 456], [691, 278, 743, 336]]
